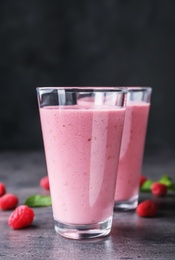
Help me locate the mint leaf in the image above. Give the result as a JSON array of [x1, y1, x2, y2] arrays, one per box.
[[170, 183, 175, 191], [158, 175, 173, 189], [24, 195, 52, 207], [140, 179, 154, 192]]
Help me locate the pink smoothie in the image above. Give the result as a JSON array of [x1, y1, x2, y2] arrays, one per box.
[[39, 105, 125, 225], [115, 101, 150, 203]]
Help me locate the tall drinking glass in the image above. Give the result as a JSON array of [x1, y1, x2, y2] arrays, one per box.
[[114, 87, 152, 210], [37, 87, 127, 239]]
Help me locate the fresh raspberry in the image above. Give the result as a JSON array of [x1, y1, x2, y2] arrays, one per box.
[[8, 205, 34, 229], [136, 200, 157, 217], [151, 182, 168, 197], [0, 182, 6, 196], [0, 193, 18, 210], [40, 176, 50, 190], [139, 175, 147, 187]]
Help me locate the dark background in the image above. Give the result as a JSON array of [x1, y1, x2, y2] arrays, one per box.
[[0, 0, 175, 154]]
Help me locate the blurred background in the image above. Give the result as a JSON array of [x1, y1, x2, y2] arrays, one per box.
[[0, 0, 175, 155]]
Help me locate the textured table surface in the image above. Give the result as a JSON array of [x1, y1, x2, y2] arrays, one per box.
[[0, 151, 175, 260]]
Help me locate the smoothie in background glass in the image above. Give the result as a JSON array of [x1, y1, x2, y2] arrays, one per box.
[[37, 87, 127, 239], [114, 87, 152, 210]]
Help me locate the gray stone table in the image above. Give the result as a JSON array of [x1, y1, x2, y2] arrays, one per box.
[[0, 151, 175, 260]]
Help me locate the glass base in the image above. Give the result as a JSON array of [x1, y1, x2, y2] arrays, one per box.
[[54, 216, 113, 239], [114, 195, 138, 211]]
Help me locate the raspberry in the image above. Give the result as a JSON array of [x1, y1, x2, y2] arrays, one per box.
[[0, 193, 18, 210], [8, 205, 34, 229], [0, 182, 6, 196], [151, 182, 168, 197], [136, 200, 157, 217], [40, 176, 50, 190], [139, 175, 147, 187]]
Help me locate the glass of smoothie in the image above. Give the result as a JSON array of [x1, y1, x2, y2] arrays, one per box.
[[114, 87, 152, 210], [37, 86, 127, 239]]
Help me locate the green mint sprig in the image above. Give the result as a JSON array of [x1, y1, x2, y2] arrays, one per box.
[[140, 174, 175, 192], [158, 175, 175, 190], [24, 195, 52, 207], [140, 179, 154, 192]]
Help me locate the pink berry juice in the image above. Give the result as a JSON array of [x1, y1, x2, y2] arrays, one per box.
[[39, 105, 125, 224], [115, 101, 150, 209]]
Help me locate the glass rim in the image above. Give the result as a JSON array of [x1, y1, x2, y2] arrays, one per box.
[[126, 86, 152, 92], [36, 86, 128, 93]]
